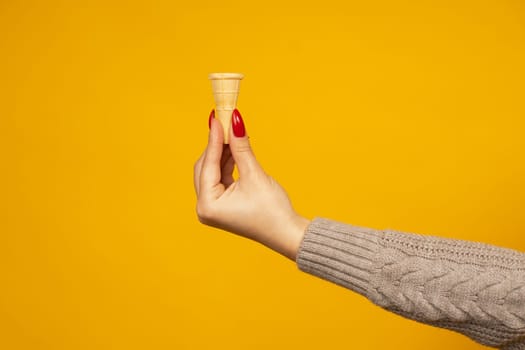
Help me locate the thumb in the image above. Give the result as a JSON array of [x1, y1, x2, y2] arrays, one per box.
[[229, 109, 261, 177]]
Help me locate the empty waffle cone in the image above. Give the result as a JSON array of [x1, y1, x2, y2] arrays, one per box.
[[209, 73, 244, 143]]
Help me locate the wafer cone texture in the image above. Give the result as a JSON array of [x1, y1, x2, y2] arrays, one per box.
[[209, 73, 244, 143]]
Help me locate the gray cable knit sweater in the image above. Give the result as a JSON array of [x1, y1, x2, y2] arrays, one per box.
[[296, 218, 525, 349]]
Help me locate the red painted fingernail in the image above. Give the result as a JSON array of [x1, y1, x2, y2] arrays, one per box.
[[208, 109, 215, 129], [232, 109, 245, 137]]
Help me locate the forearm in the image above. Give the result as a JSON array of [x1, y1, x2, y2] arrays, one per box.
[[296, 218, 525, 349]]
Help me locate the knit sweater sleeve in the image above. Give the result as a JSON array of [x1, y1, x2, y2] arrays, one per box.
[[296, 218, 525, 350]]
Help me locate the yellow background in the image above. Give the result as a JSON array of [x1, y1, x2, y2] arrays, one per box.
[[1, 0, 524, 349]]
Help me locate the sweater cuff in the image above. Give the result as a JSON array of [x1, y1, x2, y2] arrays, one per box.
[[296, 218, 381, 297]]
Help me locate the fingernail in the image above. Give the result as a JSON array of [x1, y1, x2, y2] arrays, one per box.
[[232, 109, 245, 137], [208, 109, 215, 129]]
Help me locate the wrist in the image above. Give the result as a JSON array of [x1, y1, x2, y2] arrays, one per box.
[[256, 213, 309, 261], [282, 214, 310, 261]]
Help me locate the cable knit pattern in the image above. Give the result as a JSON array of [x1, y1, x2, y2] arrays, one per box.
[[297, 218, 525, 349]]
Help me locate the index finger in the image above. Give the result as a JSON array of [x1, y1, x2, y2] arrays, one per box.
[[199, 118, 225, 199], [193, 151, 206, 196]]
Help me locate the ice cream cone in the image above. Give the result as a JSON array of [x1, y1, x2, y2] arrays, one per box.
[[209, 73, 244, 143]]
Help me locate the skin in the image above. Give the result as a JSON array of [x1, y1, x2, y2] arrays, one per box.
[[193, 117, 310, 260]]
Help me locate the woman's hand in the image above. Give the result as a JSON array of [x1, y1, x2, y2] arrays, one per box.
[[193, 109, 310, 260]]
